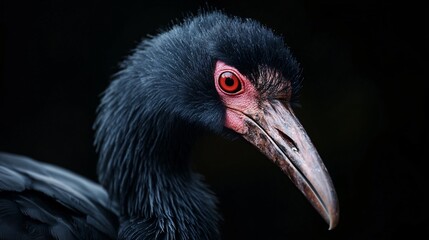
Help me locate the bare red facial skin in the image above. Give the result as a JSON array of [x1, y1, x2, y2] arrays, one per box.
[[214, 61, 259, 134]]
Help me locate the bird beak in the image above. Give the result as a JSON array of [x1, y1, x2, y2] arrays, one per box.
[[233, 100, 339, 229]]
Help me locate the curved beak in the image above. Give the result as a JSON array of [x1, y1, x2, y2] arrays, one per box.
[[231, 100, 339, 229]]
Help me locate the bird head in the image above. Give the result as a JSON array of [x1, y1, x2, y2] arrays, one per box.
[[95, 11, 339, 230]]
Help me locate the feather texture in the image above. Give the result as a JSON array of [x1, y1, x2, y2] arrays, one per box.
[[0, 153, 118, 240]]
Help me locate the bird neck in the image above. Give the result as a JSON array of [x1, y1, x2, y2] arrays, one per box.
[[97, 115, 220, 239]]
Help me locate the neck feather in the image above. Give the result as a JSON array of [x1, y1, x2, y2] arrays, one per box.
[[95, 84, 221, 238]]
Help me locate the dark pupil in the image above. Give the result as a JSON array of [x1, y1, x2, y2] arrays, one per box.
[[225, 77, 234, 86]]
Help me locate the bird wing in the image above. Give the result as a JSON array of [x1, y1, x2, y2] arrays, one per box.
[[0, 152, 118, 240]]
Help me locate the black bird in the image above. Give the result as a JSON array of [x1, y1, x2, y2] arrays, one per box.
[[0, 12, 339, 239]]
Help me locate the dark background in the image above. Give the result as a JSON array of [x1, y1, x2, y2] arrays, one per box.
[[1, 0, 428, 239]]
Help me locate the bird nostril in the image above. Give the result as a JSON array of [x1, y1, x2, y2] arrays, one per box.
[[276, 128, 299, 153]]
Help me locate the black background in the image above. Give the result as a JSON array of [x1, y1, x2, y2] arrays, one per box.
[[1, 0, 428, 239]]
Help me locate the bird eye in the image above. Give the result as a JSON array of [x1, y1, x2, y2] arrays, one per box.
[[218, 71, 242, 94]]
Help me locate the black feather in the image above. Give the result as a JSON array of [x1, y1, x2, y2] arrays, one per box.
[[0, 153, 118, 240]]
